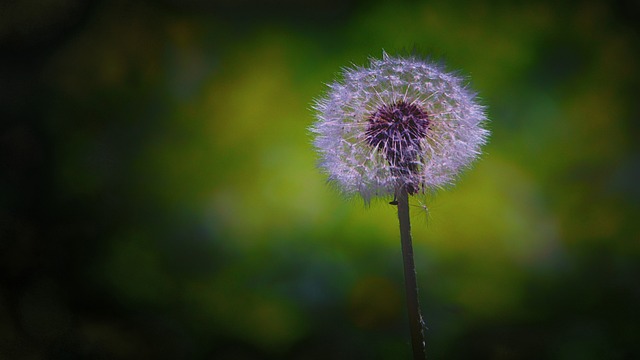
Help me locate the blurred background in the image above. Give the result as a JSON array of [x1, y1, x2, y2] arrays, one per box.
[[1, 0, 639, 359]]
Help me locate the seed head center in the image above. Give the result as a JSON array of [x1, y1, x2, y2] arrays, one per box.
[[365, 100, 430, 192]]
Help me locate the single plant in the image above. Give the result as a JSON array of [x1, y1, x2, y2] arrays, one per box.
[[311, 52, 489, 359]]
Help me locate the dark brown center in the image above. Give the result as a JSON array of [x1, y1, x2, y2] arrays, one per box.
[[365, 101, 430, 193]]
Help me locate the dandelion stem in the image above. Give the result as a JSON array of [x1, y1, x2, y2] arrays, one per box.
[[396, 186, 426, 359]]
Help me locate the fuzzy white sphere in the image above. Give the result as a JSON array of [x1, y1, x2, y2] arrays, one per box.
[[311, 52, 489, 202]]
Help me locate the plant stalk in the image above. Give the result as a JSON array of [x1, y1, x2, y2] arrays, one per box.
[[396, 186, 426, 359]]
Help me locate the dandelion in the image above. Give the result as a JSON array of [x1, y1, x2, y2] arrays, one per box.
[[311, 52, 489, 359], [311, 52, 488, 203]]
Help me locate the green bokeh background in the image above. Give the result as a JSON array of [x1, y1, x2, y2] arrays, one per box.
[[2, 0, 639, 359]]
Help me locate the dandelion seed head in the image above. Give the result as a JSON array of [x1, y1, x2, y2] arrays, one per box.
[[311, 52, 489, 202]]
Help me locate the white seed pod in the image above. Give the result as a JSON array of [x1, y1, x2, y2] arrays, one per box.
[[311, 52, 489, 202]]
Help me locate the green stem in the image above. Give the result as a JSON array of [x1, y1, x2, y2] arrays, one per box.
[[396, 186, 426, 359]]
